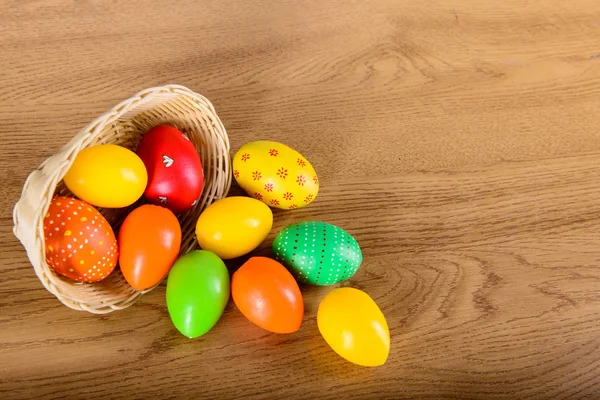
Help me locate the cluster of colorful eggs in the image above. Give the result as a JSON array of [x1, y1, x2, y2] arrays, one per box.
[[43, 126, 389, 367]]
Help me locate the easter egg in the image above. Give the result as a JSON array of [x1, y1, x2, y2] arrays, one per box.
[[318, 288, 390, 367], [195, 197, 273, 259], [43, 196, 118, 282], [232, 141, 318, 210], [118, 204, 181, 290], [167, 250, 230, 338], [232, 257, 303, 333], [137, 125, 204, 214], [64, 144, 148, 208], [273, 221, 362, 286]]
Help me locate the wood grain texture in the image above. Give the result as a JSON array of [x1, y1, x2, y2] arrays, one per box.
[[2, 0, 600, 398]]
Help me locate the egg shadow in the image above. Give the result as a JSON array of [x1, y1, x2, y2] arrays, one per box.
[[299, 284, 332, 317]]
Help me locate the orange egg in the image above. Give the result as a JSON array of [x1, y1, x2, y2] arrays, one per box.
[[232, 257, 304, 333], [43, 196, 118, 282], [118, 204, 181, 290]]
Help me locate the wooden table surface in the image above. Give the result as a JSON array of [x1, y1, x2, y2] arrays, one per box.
[[2, 1, 600, 399]]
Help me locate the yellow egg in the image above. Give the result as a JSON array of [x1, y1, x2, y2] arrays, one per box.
[[318, 288, 390, 367], [64, 144, 148, 208], [232, 141, 318, 210], [195, 197, 273, 259]]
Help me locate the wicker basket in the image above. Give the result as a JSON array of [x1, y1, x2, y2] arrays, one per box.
[[13, 84, 232, 314]]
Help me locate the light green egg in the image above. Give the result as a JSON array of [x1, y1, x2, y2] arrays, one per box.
[[166, 250, 230, 338], [272, 221, 362, 286]]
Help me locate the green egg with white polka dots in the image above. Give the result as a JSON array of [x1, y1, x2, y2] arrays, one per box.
[[273, 221, 362, 286]]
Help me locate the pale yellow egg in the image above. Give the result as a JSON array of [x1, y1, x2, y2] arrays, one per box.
[[195, 197, 273, 259]]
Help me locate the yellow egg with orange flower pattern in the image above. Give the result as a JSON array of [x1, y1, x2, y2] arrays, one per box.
[[233, 141, 319, 209]]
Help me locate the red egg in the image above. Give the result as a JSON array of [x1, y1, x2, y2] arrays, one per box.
[[136, 125, 204, 214], [43, 196, 118, 282]]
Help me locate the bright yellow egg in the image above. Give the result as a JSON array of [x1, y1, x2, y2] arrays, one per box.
[[318, 288, 390, 367], [232, 141, 318, 210], [195, 197, 273, 259], [64, 144, 148, 208]]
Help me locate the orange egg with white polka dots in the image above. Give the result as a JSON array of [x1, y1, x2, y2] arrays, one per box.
[[43, 196, 118, 283]]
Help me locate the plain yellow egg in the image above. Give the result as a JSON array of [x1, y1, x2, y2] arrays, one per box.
[[195, 196, 273, 259], [318, 287, 390, 367], [64, 144, 148, 208]]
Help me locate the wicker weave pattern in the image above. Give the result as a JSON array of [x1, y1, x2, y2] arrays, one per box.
[[12, 85, 231, 314]]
